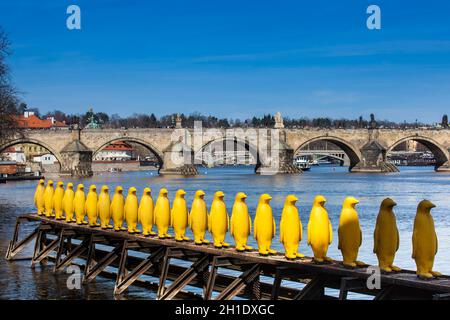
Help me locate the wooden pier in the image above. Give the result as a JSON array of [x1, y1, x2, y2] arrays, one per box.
[[5, 213, 450, 300]]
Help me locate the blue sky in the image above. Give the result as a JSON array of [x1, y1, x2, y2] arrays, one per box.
[[1, 0, 450, 122]]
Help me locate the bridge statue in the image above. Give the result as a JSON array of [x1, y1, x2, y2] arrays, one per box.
[[274, 112, 284, 129]]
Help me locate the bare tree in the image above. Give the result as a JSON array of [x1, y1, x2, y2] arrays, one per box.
[[0, 27, 19, 144]]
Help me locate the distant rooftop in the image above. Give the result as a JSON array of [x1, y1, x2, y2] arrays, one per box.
[[14, 111, 67, 129]]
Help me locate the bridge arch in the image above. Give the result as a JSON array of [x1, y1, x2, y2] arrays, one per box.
[[387, 135, 450, 169], [93, 137, 164, 165], [0, 138, 64, 167], [294, 136, 362, 169], [195, 137, 263, 172]]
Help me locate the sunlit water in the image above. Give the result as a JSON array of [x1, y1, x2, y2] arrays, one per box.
[[1, 165, 450, 299]]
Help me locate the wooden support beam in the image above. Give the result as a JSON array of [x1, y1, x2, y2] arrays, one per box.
[[114, 245, 166, 295], [374, 285, 394, 300], [215, 264, 261, 300], [53, 229, 77, 272], [5, 227, 39, 260], [31, 226, 59, 268], [53, 236, 90, 272], [160, 254, 211, 300], [204, 256, 219, 300], [156, 248, 172, 299], [84, 241, 123, 283], [339, 277, 368, 300], [293, 276, 326, 300]]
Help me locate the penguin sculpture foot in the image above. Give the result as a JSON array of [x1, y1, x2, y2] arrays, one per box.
[[431, 271, 442, 277], [194, 241, 203, 245], [182, 236, 190, 241], [127, 229, 135, 234], [71, 219, 76, 222], [202, 239, 210, 244], [259, 252, 269, 256], [175, 238, 184, 242], [296, 253, 305, 258], [120, 227, 126, 231], [222, 242, 230, 247], [245, 245, 253, 251], [380, 266, 392, 273], [417, 272, 434, 280], [390, 265, 401, 272], [101, 226, 108, 230], [214, 244, 223, 248], [158, 235, 166, 239], [268, 249, 277, 255], [285, 253, 297, 260], [107, 225, 114, 229], [82, 221, 88, 225], [323, 256, 333, 262], [355, 261, 367, 267], [135, 229, 141, 233], [164, 234, 172, 238], [236, 247, 246, 252], [313, 258, 324, 264], [343, 261, 357, 268]]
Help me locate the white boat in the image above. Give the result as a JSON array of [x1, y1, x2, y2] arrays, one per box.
[[294, 157, 311, 171]]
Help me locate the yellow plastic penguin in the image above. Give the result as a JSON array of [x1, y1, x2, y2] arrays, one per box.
[[86, 185, 99, 227], [111, 186, 126, 231], [307, 195, 333, 263], [189, 190, 209, 245], [98, 185, 112, 229], [412, 200, 441, 279], [34, 179, 45, 215], [154, 188, 172, 238], [63, 183, 75, 222], [53, 181, 65, 220], [138, 187, 155, 236], [43, 180, 55, 217], [338, 197, 365, 267], [280, 195, 304, 260], [125, 187, 140, 233], [74, 184, 87, 224], [254, 194, 276, 256], [373, 198, 401, 272], [171, 189, 190, 241], [230, 192, 253, 251], [209, 191, 230, 248]]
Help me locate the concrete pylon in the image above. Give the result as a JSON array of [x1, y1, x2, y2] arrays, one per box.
[[159, 140, 198, 175]]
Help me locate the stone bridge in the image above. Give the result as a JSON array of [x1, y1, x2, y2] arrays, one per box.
[[2, 125, 450, 176]]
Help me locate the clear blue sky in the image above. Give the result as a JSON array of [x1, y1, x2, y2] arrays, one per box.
[[1, 0, 450, 122]]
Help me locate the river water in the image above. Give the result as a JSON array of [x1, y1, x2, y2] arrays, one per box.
[[1, 165, 450, 299]]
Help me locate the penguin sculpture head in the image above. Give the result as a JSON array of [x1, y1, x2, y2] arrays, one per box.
[[380, 198, 396, 209], [115, 186, 123, 194], [159, 188, 168, 197], [175, 189, 186, 198], [343, 196, 359, 208], [67, 182, 73, 190], [38, 179, 45, 186], [101, 185, 109, 193], [194, 190, 205, 199], [417, 199, 436, 213], [285, 194, 298, 205], [235, 192, 247, 202], [259, 193, 272, 204], [313, 195, 327, 207], [214, 191, 225, 200], [129, 187, 137, 195], [57, 181, 64, 187], [143, 187, 151, 196], [77, 184, 84, 191], [89, 185, 97, 193], [47, 180, 54, 187]]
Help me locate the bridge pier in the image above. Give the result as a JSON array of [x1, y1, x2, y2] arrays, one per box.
[[351, 140, 399, 173], [256, 139, 302, 175], [59, 127, 93, 177], [159, 141, 198, 175]]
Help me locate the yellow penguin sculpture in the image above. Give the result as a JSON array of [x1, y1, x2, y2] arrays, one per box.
[[230, 192, 253, 251], [85, 185, 99, 227], [63, 183, 76, 222], [111, 186, 126, 231], [125, 187, 140, 233], [138, 188, 156, 236], [209, 191, 230, 248], [373, 198, 401, 272], [253, 194, 276, 256], [412, 200, 441, 279], [43, 180, 55, 217], [154, 188, 172, 238], [189, 190, 209, 245], [74, 184, 87, 225], [307, 195, 333, 263], [34, 179, 45, 215], [98, 185, 112, 229], [280, 195, 305, 260], [338, 197, 365, 268], [171, 189, 190, 241], [53, 181, 65, 220]]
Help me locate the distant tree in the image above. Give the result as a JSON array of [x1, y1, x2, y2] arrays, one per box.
[[442, 114, 448, 128]]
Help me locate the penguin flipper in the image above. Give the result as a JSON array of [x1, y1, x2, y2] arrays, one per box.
[[435, 232, 438, 255], [279, 218, 284, 243], [248, 215, 252, 234], [328, 220, 333, 244], [299, 221, 303, 242], [226, 212, 229, 231], [412, 228, 417, 259], [395, 227, 400, 252], [307, 220, 311, 246], [337, 226, 342, 250], [253, 215, 258, 240], [208, 213, 212, 233], [272, 218, 276, 238], [373, 224, 379, 254], [230, 214, 234, 236]]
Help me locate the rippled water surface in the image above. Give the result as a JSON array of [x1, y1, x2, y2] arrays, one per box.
[[1, 165, 450, 299]]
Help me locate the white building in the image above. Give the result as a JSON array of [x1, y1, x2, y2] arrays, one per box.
[[94, 141, 134, 161], [33, 153, 58, 164], [1, 147, 26, 163]]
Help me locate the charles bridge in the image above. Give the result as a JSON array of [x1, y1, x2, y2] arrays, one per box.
[[2, 119, 450, 176]]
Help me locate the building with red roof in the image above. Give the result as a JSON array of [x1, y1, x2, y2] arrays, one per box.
[[14, 112, 68, 129]]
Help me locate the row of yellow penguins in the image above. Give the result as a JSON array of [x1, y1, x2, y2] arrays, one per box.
[[33, 179, 440, 279]]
